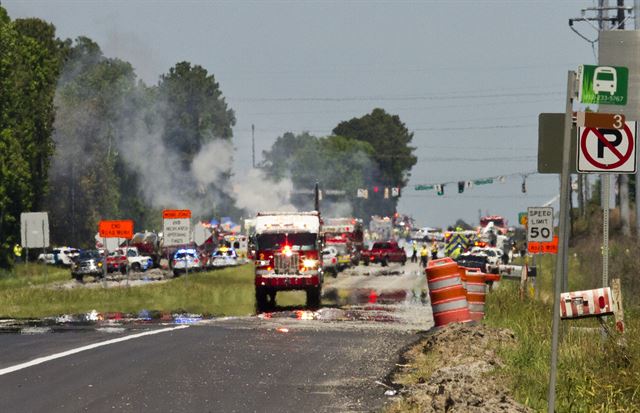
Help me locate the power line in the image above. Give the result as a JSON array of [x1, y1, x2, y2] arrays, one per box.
[[402, 194, 552, 199], [233, 91, 562, 103]]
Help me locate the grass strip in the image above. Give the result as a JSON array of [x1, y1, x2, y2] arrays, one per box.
[[0, 264, 306, 318]]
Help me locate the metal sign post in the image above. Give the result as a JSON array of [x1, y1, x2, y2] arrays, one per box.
[[548, 70, 575, 413], [602, 174, 610, 289]]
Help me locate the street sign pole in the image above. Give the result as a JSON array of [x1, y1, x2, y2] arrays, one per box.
[[602, 174, 610, 289], [548, 70, 575, 413]]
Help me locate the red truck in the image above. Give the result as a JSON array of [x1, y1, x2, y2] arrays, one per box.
[[364, 241, 407, 266], [254, 211, 322, 311]]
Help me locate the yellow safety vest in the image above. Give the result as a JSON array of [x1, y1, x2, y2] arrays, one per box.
[[13, 244, 22, 257]]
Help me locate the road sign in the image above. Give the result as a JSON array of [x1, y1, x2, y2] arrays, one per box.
[[518, 212, 528, 226], [575, 112, 625, 129], [528, 235, 559, 254], [99, 220, 134, 239], [538, 113, 578, 174], [163, 209, 191, 246], [577, 122, 637, 173], [162, 210, 191, 219], [578, 64, 628, 106], [20, 212, 50, 248], [527, 207, 554, 243]]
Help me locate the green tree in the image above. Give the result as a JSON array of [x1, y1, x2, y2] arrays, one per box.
[[261, 132, 376, 216], [332, 108, 417, 216], [46, 37, 137, 246], [157, 61, 237, 216], [0, 9, 63, 267], [158, 61, 235, 170]]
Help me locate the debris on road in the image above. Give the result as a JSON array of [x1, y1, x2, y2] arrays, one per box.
[[387, 323, 532, 412]]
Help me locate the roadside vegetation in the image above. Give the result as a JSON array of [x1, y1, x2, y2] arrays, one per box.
[[388, 208, 640, 412], [483, 211, 640, 412], [0, 264, 305, 318]]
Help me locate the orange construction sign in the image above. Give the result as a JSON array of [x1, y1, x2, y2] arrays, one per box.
[[99, 220, 134, 239], [162, 209, 192, 219], [528, 235, 559, 254]]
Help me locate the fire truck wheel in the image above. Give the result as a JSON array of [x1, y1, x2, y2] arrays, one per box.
[[119, 265, 127, 274], [363, 259, 369, 266], [255, 287, 269, 312], [306, 287, 321, 309]]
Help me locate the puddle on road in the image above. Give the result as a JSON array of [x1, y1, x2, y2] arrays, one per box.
[[0, 310, 209, 335], [322, 287, 428, 306], [257, 287, 430, 324]]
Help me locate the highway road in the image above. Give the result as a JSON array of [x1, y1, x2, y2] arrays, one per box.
[[0, 262, 431, 413]]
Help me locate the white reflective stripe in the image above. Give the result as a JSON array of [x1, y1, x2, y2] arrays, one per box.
[[0, 325, 189, 377], [432, 298, 468, 313], [258, 274, 315, 279], [469, 303, 485, 312], [466, 284, 486, 293], [428, 276, 461, 291]]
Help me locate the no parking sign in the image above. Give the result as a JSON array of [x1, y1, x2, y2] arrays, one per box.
[[577, 121, 637, 173]]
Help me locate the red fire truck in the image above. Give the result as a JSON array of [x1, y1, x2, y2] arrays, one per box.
[[322, 217, 364, 267], [254, 211, 322, 311]]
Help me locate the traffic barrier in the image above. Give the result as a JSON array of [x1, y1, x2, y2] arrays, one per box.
[[426, 258, 471, 327], [464, 268, 486, 321]]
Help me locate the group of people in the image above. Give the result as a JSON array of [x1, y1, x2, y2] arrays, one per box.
[[411, 241, 438, 267]]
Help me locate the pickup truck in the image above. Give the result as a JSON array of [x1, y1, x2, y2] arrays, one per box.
[[106, 247, 153, 273], [364, 241, 407, 266]]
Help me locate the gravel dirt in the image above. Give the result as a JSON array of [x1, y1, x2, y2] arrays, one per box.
[[387, 323, 532, 412]]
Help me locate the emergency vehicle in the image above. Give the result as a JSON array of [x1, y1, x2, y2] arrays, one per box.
[[254, 211, 322, 311]]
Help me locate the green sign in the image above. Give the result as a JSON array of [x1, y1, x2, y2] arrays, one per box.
[[518, 212, 527, 226], [578, 64, 628, 106]]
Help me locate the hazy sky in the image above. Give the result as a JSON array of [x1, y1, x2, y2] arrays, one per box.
[[4, 0, 598, 228]]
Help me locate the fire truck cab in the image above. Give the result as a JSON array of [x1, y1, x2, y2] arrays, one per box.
[[254, 211, 322, 312]]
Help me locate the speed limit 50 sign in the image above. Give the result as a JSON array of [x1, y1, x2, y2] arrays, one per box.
[[527, 207, 554, 243]]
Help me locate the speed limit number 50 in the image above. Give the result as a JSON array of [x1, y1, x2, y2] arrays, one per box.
[[527, 207, 554, 243]]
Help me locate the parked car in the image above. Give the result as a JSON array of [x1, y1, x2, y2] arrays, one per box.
[[106, 247, 153, 273], [37, 247, 80, 266], [321, 246, 339, 277], [364, 241, 407, 266], [454, 253, 490, 273], [209, 248, 239, 268], [172, 248, 202, 276], [70, 250, 104, 282], [469, 247, 503, 266]]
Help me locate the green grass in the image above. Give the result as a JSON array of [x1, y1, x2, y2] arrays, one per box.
[[0, 264, 306, 318], [484, 254, 640, 412]]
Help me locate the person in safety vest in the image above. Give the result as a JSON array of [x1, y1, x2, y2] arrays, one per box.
[[431, 243, 438, 260], [420, 244, 429, 268], [13, 243, 23, 263], [411, 241, 418, 263]]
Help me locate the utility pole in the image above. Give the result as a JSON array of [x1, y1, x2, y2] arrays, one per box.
[[251, 124, 256, 168]]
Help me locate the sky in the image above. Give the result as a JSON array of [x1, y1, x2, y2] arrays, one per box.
[[3, 0, 600, 228]]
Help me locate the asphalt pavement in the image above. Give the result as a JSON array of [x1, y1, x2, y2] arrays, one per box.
[[0, 261, 432, 413]]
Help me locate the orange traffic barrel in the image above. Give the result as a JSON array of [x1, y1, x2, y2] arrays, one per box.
[[464, 268, 486, 321], [425, 258, 471, 327]]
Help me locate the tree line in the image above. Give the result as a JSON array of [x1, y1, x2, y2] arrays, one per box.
[[0, 7, 417, 268]]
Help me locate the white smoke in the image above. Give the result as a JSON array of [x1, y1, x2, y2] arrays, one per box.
[[191, 139, 234, 187], [231, 168, 295, 215], [322, 201, 353, 218]]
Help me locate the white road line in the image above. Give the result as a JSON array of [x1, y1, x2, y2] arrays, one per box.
[[0, 325, 189, 377]]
